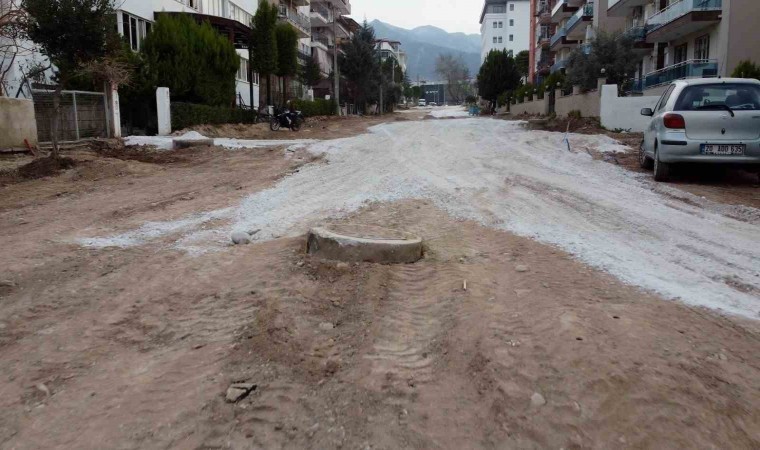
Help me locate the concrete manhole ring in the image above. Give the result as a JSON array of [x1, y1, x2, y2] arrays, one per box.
[[306, 224, 423, 264]]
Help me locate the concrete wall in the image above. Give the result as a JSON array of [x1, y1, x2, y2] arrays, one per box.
[[600, 85, 659, 133], [555, 89, 600, 118], [0, 97, 38, 148], [724, 0, 760, 76], [511, 95, 549, 116]]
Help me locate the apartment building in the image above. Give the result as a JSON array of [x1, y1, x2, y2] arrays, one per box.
[[1, 0, 261, 106], [608, 0, 760, 94], [377, 39, 408, 74], [479, 0, 531, 62], [529, 0, 624, 84]]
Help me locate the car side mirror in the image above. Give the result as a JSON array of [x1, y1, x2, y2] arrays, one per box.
[[641, 108, 654, 117]]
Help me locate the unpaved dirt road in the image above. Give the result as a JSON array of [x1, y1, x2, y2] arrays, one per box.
[[1, 109, 759, 449]]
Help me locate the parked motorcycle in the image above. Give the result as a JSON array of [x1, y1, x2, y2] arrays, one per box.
[[270, 110, 304, 132]]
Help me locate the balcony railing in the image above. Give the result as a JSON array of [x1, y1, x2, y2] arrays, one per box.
[[646, 0, 722, 32], [310, 2, 330, 22], [278, 4, 311, 34], [641, 59, 718, 89], [550, 26, 567, 47], [566, 2, 594, 34], [551, 0, 570, 19], [312, 33, 332, 49]]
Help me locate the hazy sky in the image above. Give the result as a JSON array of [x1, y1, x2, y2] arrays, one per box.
[[349, 0, 485, 35]]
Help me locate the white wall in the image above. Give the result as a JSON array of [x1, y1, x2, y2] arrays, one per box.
[[600, 85, 659, 133], [117, 0, 258, 22]]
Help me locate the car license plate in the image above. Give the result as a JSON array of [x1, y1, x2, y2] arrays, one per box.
[[701, 144, 745, 155]]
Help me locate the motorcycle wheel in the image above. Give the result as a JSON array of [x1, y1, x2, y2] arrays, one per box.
[[270, 118, 280, 131], [291, 118, 302, 132]]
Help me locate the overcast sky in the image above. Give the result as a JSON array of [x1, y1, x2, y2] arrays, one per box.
[[348, 0, 484, 35]]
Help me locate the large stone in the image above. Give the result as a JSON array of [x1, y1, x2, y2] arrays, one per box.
[[225, 382, 256, 403], [306, 225, 423, 264], [231, 231, 252, 245]]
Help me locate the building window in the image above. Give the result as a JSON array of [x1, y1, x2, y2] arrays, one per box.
[[498, 21, 503, 28], [509, 34, 514, 42], [184, 0, 199, 10], [237, 57, 250, 82], [493, 21, 497, 28], [694, 34, 710, 60], [492, 5, 505, 13], [510, 19, 514, 26], [230, 3, 253, 26], [674, 43, 688, 64], [510, 3, 514, 11], [498, 36, 503, 43], [121, 12, 150, 51], [493, 36, 497, 44]]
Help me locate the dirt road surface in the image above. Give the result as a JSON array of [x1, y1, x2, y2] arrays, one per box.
[[1, 108, 758, 449]]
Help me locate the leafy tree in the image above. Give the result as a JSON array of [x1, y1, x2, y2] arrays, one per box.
[[251, 1, 278, 105], [566, 31, 637, 93], [339, 20, 380, 112], [515, 50, 530, 79], [411, 85, 421, 99], [140, 14, 238, 106], [541, 71, 567, 93], [22, 0, 116, 157], [299, 56, 323, 88], [435, 53, 472, 103], [731, 60, 760, 80], [477, 49, 521, 111], [275, 22, 299, 105]]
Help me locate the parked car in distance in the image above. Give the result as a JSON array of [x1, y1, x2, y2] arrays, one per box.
[[639, 78, 760, 181], [418, 99, 426, 107], [429, 102, 437, 107]]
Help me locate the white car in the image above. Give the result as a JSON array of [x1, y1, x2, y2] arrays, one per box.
[[418, 99, 426, 107], [639, 78, 760, 181]]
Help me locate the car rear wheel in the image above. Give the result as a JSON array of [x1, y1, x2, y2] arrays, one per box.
[[639, 139, 653, 170], [653, 144, 671, 182]]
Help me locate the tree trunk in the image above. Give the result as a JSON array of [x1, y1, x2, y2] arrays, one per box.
[[283, 75, 288, 105], [266, 73, 272, 106], [50, 84, 63, 160]]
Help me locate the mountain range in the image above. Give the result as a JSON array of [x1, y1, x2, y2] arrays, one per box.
[[369, 20, 481, 83]]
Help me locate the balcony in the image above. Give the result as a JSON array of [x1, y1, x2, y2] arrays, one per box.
[[550, 58, 567, 74], [310, 2, 330, 25], [566, 2, 594, 40], [641, 59, 718, 89], [536, 2, 552, 24], [607, 0, 651, 17], [646, 0, 722, 43], [312, 34, 331, 50], [312, 0, 351, 15], [551, 0, 579, 22], [278, 4, 311, 38], [622, 24, 654, 52], [535, 26, 552, 48], [550, 26, 577, 50]]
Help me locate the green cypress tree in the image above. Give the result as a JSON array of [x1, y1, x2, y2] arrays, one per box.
[[251, 1, 278, 106], [275, 22, 299, 105]]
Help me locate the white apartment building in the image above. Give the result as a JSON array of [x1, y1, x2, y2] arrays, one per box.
[[479, 0, 531, 62], [377, 39, 408, 74], [1, 0, 261, 106], [607, 0, 760, 94]]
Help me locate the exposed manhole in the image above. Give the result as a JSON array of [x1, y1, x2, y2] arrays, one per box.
[[306, 224, 423, 264]]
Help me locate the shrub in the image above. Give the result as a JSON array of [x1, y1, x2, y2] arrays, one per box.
[[731, 60, 760, 80], [292, 98, 337, 117], [171, 102, 254, 130], [497, 91, 510, 108], [568, 110, 582, 119]]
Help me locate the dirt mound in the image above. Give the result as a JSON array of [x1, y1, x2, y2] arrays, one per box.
[[16, 156, 76, 179]]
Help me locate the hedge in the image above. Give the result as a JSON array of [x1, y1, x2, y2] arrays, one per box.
[[292, 99, 336, 117], [171, 102, 255, 130]]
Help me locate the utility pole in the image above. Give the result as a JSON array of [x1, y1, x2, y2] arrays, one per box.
[[332, 4, 340, 116], [379, 50, 384, 115]]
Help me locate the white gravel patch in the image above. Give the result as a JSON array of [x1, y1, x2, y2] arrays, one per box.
[[428, 106, 470, 118], [124, 135, 316, 151], [83, 119, 760, 319]]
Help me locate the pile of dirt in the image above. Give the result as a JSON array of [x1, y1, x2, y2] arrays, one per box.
[[0, 156, 76, 184]]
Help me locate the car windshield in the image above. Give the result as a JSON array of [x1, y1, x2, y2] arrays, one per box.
[[674, 83, 760, 111]]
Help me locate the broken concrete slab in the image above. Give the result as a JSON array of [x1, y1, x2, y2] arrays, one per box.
[[225, 382, 256, 403], [306, 225, 423, 264]]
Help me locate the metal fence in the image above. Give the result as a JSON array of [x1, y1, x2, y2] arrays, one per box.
[[32, 89, 110, 144]]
